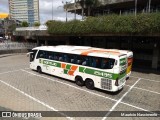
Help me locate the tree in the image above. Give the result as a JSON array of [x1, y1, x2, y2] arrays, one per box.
[[21, 21, 29, 27], [45, 20, 53, 26], [8, 24, 16, 32], [34, 22, 40, 27]]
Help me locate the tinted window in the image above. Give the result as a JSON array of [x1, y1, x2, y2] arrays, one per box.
[[36, 50, 47, 59], [101, 58, 115, 69], [30, 50, 37, 62], [36, 50, 115, 69]]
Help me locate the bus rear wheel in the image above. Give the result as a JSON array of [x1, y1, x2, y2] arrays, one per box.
[[85, 79, 94, 90], [37, 66, 42, 74], [75, 76, 84, 86]]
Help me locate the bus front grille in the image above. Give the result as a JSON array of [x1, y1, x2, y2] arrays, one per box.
[[101, 78, 112, 90]]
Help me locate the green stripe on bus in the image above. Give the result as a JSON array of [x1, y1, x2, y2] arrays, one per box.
[[42, 60, 61, 68], [120, 58, 126, 66], [79, 67, 119, 80], [119, 72, 126, 79], [79, 67, 85, 72], [66, 64, 71, 70], [64, 69, 68, 74]]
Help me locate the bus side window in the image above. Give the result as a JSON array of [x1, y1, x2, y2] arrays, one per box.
[[101, 59, 108, 69], [95, 58, 101, 68], [54, 53, 58, 60], [58, 53, 63, 61], [48, 51, 54, 60], [89, 57, 96, 67], [76, 56, 83, 65], [63, 54, 69, 62], [37, 50, 44, 59], [101, 58, 115, 69], [69, 55, 75, 63]]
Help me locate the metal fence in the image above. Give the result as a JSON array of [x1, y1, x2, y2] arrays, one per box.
[[0, 42, 37, 50]]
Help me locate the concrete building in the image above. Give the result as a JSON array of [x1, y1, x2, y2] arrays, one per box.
[[65, 0, 160, 17], [8, 0, 40, 26], [14, 0, 160, 71]]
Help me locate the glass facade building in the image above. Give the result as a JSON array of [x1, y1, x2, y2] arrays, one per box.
[[9, 0, 39, 26]]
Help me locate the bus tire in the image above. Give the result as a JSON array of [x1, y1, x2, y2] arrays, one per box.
[[85, 79, 94, 90], [75, 76, 84, 86], [37, 66, 42, 74]]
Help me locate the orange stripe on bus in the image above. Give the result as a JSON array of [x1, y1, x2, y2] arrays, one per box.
[[71, 65, 78, 71], [81, 50, 95, 56], [61, 63, 66, 69], [81, 49, 120, 56], [68, 70, 74, 76]]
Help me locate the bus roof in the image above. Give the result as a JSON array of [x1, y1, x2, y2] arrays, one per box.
[[33, 45, 126, 58]]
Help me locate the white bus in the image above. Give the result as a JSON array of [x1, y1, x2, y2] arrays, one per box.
[[29, 45, 127, 92]]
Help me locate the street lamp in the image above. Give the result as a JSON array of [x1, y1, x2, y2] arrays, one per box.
[[62, 1, 72, 22]]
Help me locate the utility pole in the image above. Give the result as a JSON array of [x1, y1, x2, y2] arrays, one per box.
[[135, 0, 137, 16], [74, 0, 76, 20], [148, 0, 151, 13], [52, 0, 53, 20]]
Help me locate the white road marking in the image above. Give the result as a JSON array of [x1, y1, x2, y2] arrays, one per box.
[[130, 76, 160, 83], [126, 84, 160, 95], [22, 69, 153, 114], [21, 69, 117, 102], [0, 79, 73, 120], [0, 70, 20, 75], [102, 78, 141, 120], [120, 101, 150, 111], [0, 68, 29, 75]]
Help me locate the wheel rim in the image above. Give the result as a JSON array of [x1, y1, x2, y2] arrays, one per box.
[[76, 77, 84, 86]]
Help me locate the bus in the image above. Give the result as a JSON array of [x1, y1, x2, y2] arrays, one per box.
[[29, 45, 127, 92]]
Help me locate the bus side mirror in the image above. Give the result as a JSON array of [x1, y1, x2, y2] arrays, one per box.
[[27, 52, 33, 57]]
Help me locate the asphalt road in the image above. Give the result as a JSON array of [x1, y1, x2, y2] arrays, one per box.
[[0, 54, 159, 120]]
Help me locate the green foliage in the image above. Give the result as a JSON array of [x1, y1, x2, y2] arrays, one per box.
[[8, 23, 16, 32], [47, 13, 160, 35], [34, 22, 40, 26], [21, 21, 29, 27]]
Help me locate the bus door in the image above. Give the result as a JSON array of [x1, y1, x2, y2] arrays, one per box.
[[36, 50, 51, 73]]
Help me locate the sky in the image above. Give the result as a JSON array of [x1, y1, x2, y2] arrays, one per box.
[[0, 0, 81, 24]]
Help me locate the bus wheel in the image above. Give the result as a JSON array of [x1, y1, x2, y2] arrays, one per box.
[[85, 79, 94, 90], [37, 66, 42, 74], [75, 76, 84, 86]]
